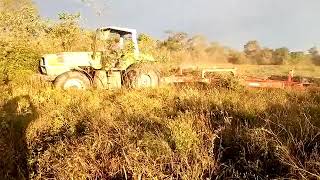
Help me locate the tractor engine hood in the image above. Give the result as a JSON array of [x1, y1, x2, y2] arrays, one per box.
[[44, 52, 94, 66], [40, 52, 101, 76]]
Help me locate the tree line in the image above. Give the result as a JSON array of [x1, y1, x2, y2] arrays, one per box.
[[229, 40, 320, 65]]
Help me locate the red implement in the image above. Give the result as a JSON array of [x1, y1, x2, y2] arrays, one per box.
[[242, 70, 307, 89], [162, 68, 316, 90]]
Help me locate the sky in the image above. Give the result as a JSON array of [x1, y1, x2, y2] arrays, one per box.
[[34, 0, 320, 51]]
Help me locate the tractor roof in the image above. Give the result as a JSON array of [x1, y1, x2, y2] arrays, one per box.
[[98, 26, 137, 36]]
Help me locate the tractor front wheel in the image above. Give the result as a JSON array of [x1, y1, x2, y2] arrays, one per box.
[[123, 64, 160, 88], [54, 71, 91, 90]]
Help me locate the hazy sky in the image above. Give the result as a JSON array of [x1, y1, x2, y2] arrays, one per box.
[[34, 0, 320, 51]]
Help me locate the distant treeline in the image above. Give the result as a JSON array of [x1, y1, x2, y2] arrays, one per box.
[[228, 40, 320, 65]]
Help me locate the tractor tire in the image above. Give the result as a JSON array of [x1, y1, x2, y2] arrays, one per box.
[[54, 71, 91, 90], [123, 64, 160, 88]]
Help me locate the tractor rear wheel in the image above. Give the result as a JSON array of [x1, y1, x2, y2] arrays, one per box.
[[123, 64, 160, 88], [54, 71, 91, 90]]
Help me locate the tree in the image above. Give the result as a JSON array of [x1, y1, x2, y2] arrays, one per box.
[[244, 40, 263, 64], [0, 0, 43, 84], [272, 47, 290, 65], [289, 52, 305, 65], [228, 50, 248, 64], [138, 33, 158, 53], [308, 46, 318, 55], [244, 40, 261, 56], [309, 47, 320, 65], [0, 0, 42, 38], [49, 13, 83, 51], [257, 48, 273, 65], [162, 32, 188, 51]]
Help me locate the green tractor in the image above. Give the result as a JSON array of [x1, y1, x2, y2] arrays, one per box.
[[39, 26, 160, 90]]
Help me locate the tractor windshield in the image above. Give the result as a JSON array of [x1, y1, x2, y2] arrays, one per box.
[[95, 31, 121, 52], [93, 27, 139, 56]]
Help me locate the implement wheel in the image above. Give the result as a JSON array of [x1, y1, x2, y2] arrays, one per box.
[[123, 64, 160, 88]]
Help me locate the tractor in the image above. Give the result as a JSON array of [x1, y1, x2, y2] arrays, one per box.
[[39, 26, 160, 90]]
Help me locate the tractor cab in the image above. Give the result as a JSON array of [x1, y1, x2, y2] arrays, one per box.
[[91, 27, 141, 70], [95, 26, 140, 55]]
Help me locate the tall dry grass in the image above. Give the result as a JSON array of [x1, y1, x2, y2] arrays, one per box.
[[0, 79, 319, 179]]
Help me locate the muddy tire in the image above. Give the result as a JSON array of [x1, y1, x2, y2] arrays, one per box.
[[54, 71, 91, 90], [123, 64, 160, 88]]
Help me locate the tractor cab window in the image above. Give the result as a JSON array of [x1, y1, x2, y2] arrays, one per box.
[[93, 28, 138, 69], [96, 31, 121, 53], [96, 31, 134, 54], [95, 30, 131, 69]]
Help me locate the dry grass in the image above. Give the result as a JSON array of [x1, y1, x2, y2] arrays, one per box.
[[0, 79, 320, 179], [234, 64, 320, 78]]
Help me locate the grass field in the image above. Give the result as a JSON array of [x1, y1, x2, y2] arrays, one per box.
[[235, 65, 320, 78], [180, 63, 320, 78], [0, 77, 320, 179], [1, 1, 320, 179], [176, 60, 320, 79]]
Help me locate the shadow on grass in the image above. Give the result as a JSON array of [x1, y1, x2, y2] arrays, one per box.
[[0, 96, 38, 180]]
